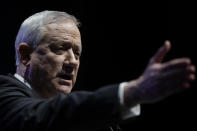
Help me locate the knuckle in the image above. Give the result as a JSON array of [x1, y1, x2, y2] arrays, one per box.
[[188, 74, 195, 80], [186, 65, 196, 72]]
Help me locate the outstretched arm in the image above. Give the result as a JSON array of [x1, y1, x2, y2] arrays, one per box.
[[123, 41, 196, 107]]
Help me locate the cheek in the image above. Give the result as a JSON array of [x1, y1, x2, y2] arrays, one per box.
[[31, 53, 64, 77], [74, 62, 80, 78], [76, 63, 80, 73], [45, 54, 63, 71]]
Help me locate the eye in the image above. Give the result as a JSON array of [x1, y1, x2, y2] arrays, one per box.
[[73, 45, 81, 58], [75, 51, 80, 56], [55, 45, 64, 50], [74, 50, 81, 59], [49, 44, 65, 54]]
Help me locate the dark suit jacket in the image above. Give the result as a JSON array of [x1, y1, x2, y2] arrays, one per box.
[[0, 74, 122, 131]]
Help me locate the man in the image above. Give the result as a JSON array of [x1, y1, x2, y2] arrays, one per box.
[[0, 11, 195, 131]]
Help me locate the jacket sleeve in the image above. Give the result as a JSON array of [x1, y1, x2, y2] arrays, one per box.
[[0, 84, 121, 131]]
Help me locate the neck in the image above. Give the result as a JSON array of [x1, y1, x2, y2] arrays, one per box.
[[16, 63, 27, 78]]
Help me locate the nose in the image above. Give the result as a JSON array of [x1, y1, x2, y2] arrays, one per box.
[[63, 49, 79, 68]]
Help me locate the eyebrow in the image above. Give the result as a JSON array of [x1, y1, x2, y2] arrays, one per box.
[[50, 38, 82, 52]]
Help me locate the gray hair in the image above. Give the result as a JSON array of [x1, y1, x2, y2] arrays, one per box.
[[15, 10, 80, 66]]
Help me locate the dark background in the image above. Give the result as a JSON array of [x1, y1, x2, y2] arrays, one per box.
[[0, 0, 196, 130]]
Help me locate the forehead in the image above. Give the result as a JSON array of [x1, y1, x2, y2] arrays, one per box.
[[41, 21, 81, 47]]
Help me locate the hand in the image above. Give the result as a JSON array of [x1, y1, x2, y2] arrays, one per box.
[[124, 41, 196, 107]]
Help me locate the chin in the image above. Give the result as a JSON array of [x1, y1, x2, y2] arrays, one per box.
[[56, 85, 72, 94]]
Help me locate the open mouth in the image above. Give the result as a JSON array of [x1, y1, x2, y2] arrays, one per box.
[[57, 73, 72, 80]]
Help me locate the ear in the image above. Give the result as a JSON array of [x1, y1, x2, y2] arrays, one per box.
[[17, 43, 32, 67]]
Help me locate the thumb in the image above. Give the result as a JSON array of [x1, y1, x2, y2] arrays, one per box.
[[149, 40, 171, 65]]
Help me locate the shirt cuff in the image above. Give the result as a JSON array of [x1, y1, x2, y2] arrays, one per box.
[[119, 82, 141, 120]]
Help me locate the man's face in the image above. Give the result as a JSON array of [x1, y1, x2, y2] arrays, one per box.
[[28, 21, 82, 97]]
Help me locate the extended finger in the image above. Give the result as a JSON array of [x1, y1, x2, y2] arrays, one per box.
[[160, 68, 195, 82], [162, 58, 192, 71], [180, 75, 195, 89], [163, 65, 195, 75], [149, 40, 171, 65], [187, 74, 196, 81]]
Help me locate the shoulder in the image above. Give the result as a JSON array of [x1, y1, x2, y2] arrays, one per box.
[[0, 74, 20, 86], [0, 74, 32, 97]]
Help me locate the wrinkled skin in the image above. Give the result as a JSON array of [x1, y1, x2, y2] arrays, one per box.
[[19, 21, 195, 105], [124, 41, 196, 107], [26, 21, 82, 98]]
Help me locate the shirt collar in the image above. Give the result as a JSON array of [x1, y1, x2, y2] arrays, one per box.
[[14, 73, 32, 89]]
